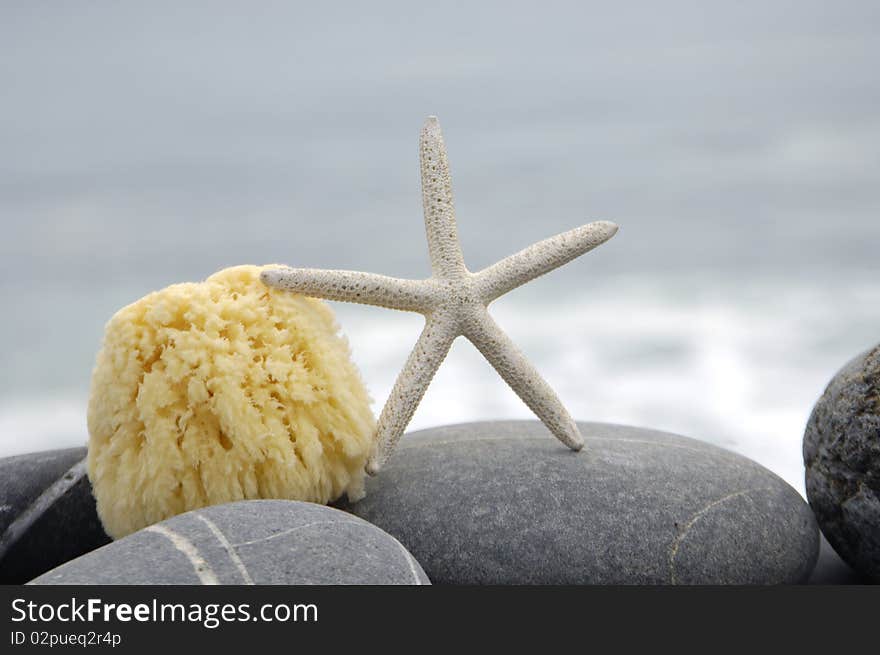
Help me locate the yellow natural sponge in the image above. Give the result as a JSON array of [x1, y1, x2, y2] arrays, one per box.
[[87, 265, 376, 539]]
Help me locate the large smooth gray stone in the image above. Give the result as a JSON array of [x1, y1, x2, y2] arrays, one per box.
[[31, 499, 429, 585], [338, 421, 818, 584], [0, 447, 109, 583], [804, 346, 880, 581]]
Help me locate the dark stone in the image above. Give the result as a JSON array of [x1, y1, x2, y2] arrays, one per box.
[[337, 421, 818, 584], [808, 533, 869, 584], [804, 346, 880, 581], [31, 500, 429, 585], [0, 448, 109, 583]]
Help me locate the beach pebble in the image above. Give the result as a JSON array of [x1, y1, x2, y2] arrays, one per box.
[[807, 533, 867, 584], [337, 421, 818, 584], [804, 346, 880, 580], [30, 500, 429, 585], [0, 447, 108, 583]]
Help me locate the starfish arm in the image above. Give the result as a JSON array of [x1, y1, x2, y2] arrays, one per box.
[[475, 220, 618, 303], [464, 311, 584, 451], [366, 313, 458, 474], [420, 116, 467, 279], [261, 267, 436, 313]]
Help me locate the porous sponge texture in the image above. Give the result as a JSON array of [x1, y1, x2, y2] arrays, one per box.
[[87, 265, 376, 539]]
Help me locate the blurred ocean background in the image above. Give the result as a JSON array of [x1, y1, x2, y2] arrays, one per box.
[[2, 1, 879, 495]]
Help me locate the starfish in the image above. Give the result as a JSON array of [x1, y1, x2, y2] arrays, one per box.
[[262, 116, 618, 474]]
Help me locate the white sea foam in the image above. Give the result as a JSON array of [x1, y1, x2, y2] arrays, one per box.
[[0, 396, 88, 458], [2, 276, 878, 498], [338, 276, 880, 497]]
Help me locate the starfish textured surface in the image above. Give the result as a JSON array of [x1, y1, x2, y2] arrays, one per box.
[[262, 116, 618, 475]]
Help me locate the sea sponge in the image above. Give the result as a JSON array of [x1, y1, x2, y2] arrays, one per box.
[[87, 265, 376, 539]]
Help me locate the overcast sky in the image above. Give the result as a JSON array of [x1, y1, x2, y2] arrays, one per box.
[[2, 1, 879, 286]]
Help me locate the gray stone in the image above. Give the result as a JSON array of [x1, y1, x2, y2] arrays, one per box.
[[31, 499, 429, 585], [337, 421, 818, 584], [804, 345, 880, 581], [0, 448, 109, 583]]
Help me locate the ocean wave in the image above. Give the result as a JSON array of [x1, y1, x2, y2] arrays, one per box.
[[0, 396, 88, 458]]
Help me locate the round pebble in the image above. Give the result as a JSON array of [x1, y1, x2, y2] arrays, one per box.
[[804, 345, 880, 580], [30, 499, 429, 585], [338, 421, 818, 584]]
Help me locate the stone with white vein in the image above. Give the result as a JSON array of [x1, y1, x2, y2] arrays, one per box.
[[261, 116, 618, 474], [336, 421, 819, 584], [30, 500, 429, 585]]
